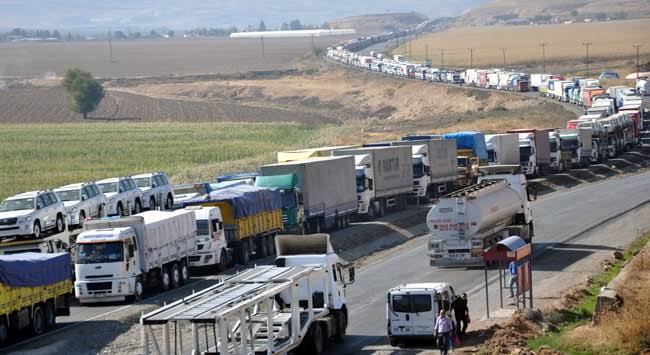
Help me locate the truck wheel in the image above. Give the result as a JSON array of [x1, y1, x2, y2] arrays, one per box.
[[179, 261, 190, 285], [132, 278, 144, 301], [171, 263, 181, 289], [165, 195, 173, 210], [55, 214, 64, 233], [217, 250, 228, 272], [44, 301, 56, 329], [0, 318, 7, 345], [258, 238, 269, 259], [239, 243, 251, 265], [335, 311, 347, 341], [31, 305, 45, 335], [303, 323, 324, 355], [160, 267, 172, 292], [266, 235, 276, 256], [149, 197, 156, 211], [389, 337, 398, 347]]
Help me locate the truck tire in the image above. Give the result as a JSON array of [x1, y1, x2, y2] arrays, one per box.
[[55, 214, 65, 234], [301, 323, 324, 355], [257, 238, 269, 259], [129, 278, 144, 301], [44, 301, 56, 329], [239, 242, 251, 265], [0, 318, 7, 346], [165, 195, 173, 210], [33, 221, 42, 239], [160, 267, 172, 292], [179, 261, 190, 285], [149, 197, 156, 211], [31, 305, 45, 335], [171, 263, 181, 289], [334, 311, 347, 341], [266, 235, 276, 256], [217, 250, 228, 272]]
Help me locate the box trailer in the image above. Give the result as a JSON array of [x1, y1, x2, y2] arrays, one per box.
[[507, 129, 551, 176], [394, 138, 458, 198], [484, 133, 520, 165]]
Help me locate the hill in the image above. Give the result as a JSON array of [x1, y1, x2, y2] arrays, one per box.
[[329, 12, 429, 34], [458, 0, 650, 26]]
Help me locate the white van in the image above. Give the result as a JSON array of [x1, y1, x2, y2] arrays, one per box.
[[386, 282, 457, 346]]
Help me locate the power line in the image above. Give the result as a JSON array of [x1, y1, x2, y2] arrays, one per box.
[[582, 42, 592, 77], [540, 42, 548, 73]]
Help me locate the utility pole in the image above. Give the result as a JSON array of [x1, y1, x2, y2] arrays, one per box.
[[468, 48, 474, 68], [582, 42, 592, 77], [633, 44, 643, 79], [260, 36, 265, 57], [409, 40, 412, 58], [540, 42, 548, 73], [108, 29, 114, 64], [440, 48, 445, 68], [500, 48, 507, 67], [425, 45, 429, 62]]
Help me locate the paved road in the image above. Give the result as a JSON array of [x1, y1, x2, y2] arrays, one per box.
[[327, 170, 650, 354]]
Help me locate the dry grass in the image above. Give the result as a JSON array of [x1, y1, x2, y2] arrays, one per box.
[[399, 19, 650, 70]]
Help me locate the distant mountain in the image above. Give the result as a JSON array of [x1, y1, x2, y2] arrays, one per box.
[[330, 12, 430, 34], [0, 0, 489, 32], [459, 0, 650, 26]]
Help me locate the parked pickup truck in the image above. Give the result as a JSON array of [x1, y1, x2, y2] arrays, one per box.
[[54, 182, 106, 229], [0, 252, 73, 345], [132, 172, 174, 211], [0, 190, 67, 240], [96, 177, 143, 217]]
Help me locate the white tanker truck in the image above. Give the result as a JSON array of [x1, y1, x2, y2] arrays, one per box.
[[427, 165, 535, 267]]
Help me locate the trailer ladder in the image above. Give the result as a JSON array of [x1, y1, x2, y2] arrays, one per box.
[[140, 265, 329, 355]]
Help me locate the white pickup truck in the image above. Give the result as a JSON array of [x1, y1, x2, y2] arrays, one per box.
[[54, 182, 106, 229], [0, 190, 67, 239], [132, 172, 175, 210], [96, 176, 143, 216]]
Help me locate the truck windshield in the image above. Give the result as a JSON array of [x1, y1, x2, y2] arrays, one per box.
[[355, 169, 367, 193], [412, 157, 425, 179], [519, 146, 532, 163], [457, 158, 468, 167], [55, 189, 80, 202], [391, 294, 432, 313], [549, 140, 558, 153], [76, 242, 124, 264], [281, 190, 296, 208], [487, 149, 496, 163], [0, 198, 35, 211], [196, 220, 210, 235], [133, 177, 151, 188], [560, 138, 579, 150], [97, 183, 118, 193]]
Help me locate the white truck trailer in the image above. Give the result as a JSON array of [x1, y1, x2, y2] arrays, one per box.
[[140, 234, 355, 355], [427, 166, 534, 267], [333, 146, 413, 217], [559, 128, 593, 168], [507, 129, 551, 176], [393, 138, 458, 198], [185, 206, 229, 271], [484, 134, 520, 165], [74, 210, 197, 303]]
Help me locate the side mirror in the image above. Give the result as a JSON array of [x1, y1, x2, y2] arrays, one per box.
[[527, 186, 538, 201], [346, 265, 355, 285], [128, 244, 135, 258], [37, 203, 44, 209]]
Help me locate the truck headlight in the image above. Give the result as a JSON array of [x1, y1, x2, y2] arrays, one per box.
[[17, 215, 31, 223]]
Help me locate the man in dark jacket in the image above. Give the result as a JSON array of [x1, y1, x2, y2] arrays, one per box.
[[453, 293, 470, 339]]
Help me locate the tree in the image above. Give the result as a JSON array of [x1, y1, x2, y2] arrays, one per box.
[[114, 30, 127, 39], [149, 29, 158, 37], [289, 19, 303, 30], [280, 22, 289, 31], [258, 20, 267, 31], [62, 69, 105, 119], [166, 30, 174, 37], [52, 30, 61, 39]]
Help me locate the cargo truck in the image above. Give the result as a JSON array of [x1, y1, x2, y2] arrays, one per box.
[[257, 156, 357, 234], [484, 134, 520, 165], [184, 185, 283, 265], [185, 206, 229, 271], [0, 252, 72, 345], [333, 146, 413, 217], [559, 129, 592, 168], [547, 130, 571, 172], [507, 129, 551, 176], [394, 138, 458, 198], [140, 234, 355, 355], [74, 210, 197, 303], [427, 165, 534, 267], [277, 146, 357, 163]]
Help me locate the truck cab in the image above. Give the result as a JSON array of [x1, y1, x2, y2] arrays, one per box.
[[255, 173, 304, 231], [387, 283, 456, 346], [411, 145, 431, 197], [517, 134, 537, 176], [354, 154, 374, 214], [559, 131, 581, 167], [185, 206, 228, 270]]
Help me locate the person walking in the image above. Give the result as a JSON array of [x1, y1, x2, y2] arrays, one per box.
[[453, 293, 470, 339], [434, 309, 454, 355], [509, 260, 518, 298]]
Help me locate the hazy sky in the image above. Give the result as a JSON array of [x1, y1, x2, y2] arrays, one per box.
[[0, 0, 489, 31]]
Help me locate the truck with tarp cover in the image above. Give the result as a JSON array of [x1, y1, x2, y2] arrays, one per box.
[[257, 156, 357, 234], [443, 132, 489, 187], [183, 185, 283, 265], [0, 252, 73, 345]]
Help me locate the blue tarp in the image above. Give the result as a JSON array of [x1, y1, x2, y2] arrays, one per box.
[[0, 252, 72, 288], [184, 185, 281, 219], [442, 131, 489, 161]]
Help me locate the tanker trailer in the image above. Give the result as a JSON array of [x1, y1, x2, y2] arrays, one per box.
[[426, 166, 534, 267]]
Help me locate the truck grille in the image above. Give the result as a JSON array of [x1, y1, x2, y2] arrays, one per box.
[[85, 274, 113, 279], [86, 282, 112, 291], [0, 218, 17, 226]]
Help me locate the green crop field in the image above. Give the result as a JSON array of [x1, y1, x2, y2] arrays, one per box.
[[0, 122, 324, 200]]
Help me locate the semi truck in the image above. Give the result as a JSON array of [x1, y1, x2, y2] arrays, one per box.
[[0, 252, 73, 345], [394, 138, 458, 198], [140, 234, 355, 355], [427, 165, 534, 267], [333, 146, 413, 217], [547, 130, 571, 172], [277, 146, 357, 163], [185, 206, 229, 271], [74, 210, 197, 303], [558, 129, 592, 168], [507, 129, 551, 176], [484, 133, 520, 165], [257, 156, 357, 234], [184, 185, 283, 266]]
